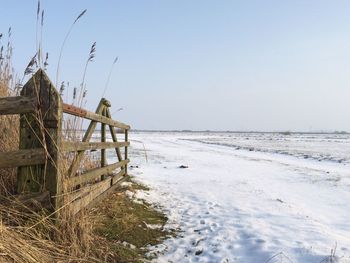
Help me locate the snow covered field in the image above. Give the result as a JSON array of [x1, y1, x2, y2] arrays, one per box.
[[125, 132, 350, 262]]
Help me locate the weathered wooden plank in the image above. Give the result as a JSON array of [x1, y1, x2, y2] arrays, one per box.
[[84, 173, 126, 211], [67, 170, 124, 203], [0, 148, 46, 168], [68, 159, 129, 188], [63, 103, 130, 130], [62, 141, 129, 151], [124, 129, 128, 175], [40, 70, 63, 210], [111, 170, 126, 185], [105, 108, 124, 164], [67, 100, 106, 178], [67, 178, 111, 203], [0, 96, 37, 115], [70, 172, 126, 215], [18, 72, 46, 193], [17, 69, 63, 211], [85, 110, 130, 130], [62, 103, 87, 117], [69, 178, 112, 215], [101, 108, 107, 180]]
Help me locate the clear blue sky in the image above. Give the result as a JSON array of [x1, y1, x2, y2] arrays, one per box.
[[1, 1, 350, 131]]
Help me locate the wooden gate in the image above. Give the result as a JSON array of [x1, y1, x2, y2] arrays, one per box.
[[0, 69, 130, 214]]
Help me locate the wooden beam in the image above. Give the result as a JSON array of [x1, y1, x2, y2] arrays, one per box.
[[63, 103, 130, 130], [85, 110, 130, 130], [68, 159, 129, 188], [124, 129, 128, 175], [105, 108, 124, 163], [101, 108, 107, 180], [62, 141, 129, 152], [67, 100, 106, 178], [67, 170, 124, 203], [69, 178, 112, 215], [62, 103, 87, 117], [0, 96, 37, 115], [17, 69, 63, 211], [69, 171, 126, 215], [84, 173, 126, 211], [0, 148, 46, 168]]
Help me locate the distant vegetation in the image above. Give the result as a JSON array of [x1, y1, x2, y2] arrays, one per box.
[[334, 130, 348, 134], [280, 131, 292, 135]]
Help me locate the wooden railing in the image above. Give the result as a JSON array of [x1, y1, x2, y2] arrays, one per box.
[[61, 99, 130, 214], [0, 69, 130, 215]]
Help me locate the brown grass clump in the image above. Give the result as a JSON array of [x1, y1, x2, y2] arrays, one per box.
[[0, 225, 62, 263], [0, 34, 19, 195], [0, 34, 100, 263], [91, 181, 174, 263], [0, 197, 101, 263]]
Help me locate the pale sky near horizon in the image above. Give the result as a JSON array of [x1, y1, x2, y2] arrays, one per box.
[[1, 1, 350, 131]]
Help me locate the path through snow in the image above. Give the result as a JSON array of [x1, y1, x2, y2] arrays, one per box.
[[124, 132, 350, 262]]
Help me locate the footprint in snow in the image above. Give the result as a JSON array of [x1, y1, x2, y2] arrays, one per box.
[[255, 238, 266, 244], [192, 237, 206, 247], [195, 249, 203, 256], [240, 232, 254, 239]]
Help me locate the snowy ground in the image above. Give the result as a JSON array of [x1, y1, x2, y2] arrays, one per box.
[[120, 132, 350, 262]]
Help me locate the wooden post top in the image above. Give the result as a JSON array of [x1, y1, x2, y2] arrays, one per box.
[[101, 98, 111, 107]]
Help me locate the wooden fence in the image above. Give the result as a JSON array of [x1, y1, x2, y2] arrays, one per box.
[[0, 69, 130, 215]]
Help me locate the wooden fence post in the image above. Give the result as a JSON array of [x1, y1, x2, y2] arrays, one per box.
[[17, 69, 63, 210], [101, 107, 106, 180], [105, 107, 124, 169], [124, 129, 128, 175]]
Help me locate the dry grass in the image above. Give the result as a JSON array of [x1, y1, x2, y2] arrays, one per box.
[[0, 33, 102, 263], [0, 26, 171, 262], [91, 180, 174, 263], [0, 202, 99, 263], [0, 34, 19, 195]]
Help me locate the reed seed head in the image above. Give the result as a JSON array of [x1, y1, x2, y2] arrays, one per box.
[[88, 42, 96, 62], [74, 9, 87, 24], [24, 53, 38, 76]]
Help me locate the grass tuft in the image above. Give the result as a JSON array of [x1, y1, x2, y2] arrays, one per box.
[[91, 180, 174, 262]]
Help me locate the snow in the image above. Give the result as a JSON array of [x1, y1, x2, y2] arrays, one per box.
[[120, 132, 350, 262]]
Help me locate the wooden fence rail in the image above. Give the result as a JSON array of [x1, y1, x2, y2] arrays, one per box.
[[63, 103, 130, 130], [0, 148, 46, 168], [0, 96, 38, 115], [0, 69, 130, 215]]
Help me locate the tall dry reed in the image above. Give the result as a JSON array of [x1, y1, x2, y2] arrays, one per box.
[[0, 30, 19, 195], [0, 25, 108, 262]]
